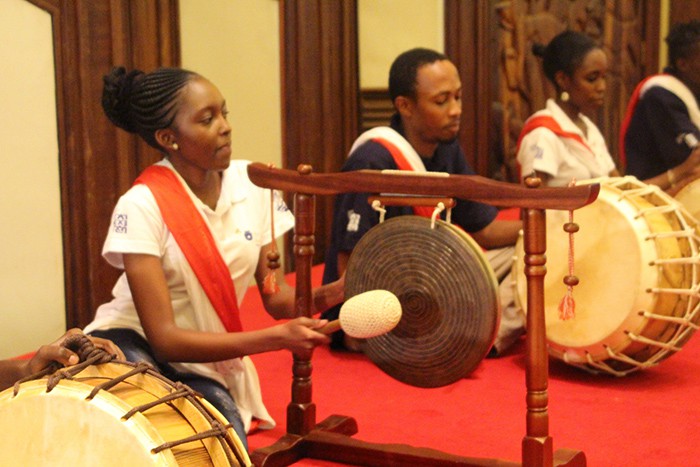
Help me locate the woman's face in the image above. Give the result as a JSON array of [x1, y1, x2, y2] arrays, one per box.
[[563, 48, 608, 114], [169, 77, 232, 172]]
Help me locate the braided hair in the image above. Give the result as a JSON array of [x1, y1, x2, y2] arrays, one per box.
[[389, 48, 448, 103], [101, 67, 198, 149], [666, 20, 700, 71], [532, 31, 599, 89]]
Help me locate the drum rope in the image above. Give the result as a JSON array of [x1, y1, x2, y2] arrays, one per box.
[[650, 285, 700, 296], [13, 333, 117, 396], [634, 204, 680, 218], [152, 421, 229, 453], [640, 310, 700, 328], [651, 256, 700, 265], [122, 385, 196, 420], [646, 229, 698, 240]]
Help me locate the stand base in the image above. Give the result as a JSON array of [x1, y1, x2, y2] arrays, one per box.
[[251, 415, 585, 467]]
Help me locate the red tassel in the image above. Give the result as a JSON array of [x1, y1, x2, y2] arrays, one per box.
[[263, 271, 279, 295], [558, 291, 575, 320]]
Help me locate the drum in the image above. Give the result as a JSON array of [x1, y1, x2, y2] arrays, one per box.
[[674, 177, 700, 223], [0, 360, 251, 466], [513, 176, 700, 376], [346, 215, 500, 388]]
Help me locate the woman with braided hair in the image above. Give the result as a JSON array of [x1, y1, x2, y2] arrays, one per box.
[[516, 30, 619, 186], [84, 66, 345, 449]]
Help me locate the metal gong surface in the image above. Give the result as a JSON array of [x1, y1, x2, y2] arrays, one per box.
[[345, 215, 499, 388]]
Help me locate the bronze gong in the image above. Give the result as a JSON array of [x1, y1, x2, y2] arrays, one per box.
[[345, 215, 500, 388]]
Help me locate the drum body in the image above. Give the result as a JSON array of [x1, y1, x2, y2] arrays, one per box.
[[674, 177, 700, 223], [346, 215, 500, 388], [514, 176, 700, 376], [0, 361, 251, 466]]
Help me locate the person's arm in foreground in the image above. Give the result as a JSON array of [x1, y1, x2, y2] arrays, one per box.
[[0, 328, 124, 391]]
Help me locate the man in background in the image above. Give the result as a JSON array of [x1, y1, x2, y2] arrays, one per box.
[[622, 20, 700, 192], [322, 48, 523, 356]]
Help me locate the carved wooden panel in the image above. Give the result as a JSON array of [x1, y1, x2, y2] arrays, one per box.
[[27, 0, 180, 328], [487, 0, 660, 181]]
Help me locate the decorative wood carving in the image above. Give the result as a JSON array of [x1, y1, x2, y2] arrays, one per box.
[[489, 0, 660, 182]]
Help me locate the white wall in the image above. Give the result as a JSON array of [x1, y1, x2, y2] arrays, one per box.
[[0, 0, 65, 358], [179, 0, 282, 167], [358, 0, 444, 88]]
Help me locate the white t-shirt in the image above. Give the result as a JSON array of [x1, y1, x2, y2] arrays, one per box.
[[517, 99, 616, 187], [84, 159, 295, 432], [85, 158, 295, 337]]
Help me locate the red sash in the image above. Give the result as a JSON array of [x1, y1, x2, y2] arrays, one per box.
[[515, 115, 595, 179], [135, 165, 242, 332], [371, 137, 437, 218], [618, 74, 666, 169]]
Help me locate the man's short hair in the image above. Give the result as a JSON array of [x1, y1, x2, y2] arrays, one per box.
[[388, 48, 448, 103], [666, 20, 700, 69]]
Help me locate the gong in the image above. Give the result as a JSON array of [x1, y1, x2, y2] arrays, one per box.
[[345, 215, 500, 388]]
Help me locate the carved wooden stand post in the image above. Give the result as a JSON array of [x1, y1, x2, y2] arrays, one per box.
[[521, 178, 585, 467]]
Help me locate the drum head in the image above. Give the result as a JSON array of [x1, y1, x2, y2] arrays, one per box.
[[346, 216, 499, 388]]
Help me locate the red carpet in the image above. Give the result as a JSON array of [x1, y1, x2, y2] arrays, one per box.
[[243, 266, 700, 466]]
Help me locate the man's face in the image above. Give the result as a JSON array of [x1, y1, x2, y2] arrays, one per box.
[[403, 60, 462, 146]]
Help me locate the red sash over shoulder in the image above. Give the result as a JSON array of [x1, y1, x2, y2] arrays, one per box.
[[370, 137, 437, 219], [515, 115, 595, 179], [135, 165, 242, 333], [516, 115, 594, 156]]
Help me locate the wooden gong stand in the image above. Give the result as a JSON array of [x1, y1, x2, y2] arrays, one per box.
[[246, 163, 599, 467]]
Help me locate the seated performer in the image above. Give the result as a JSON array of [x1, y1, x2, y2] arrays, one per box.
[[322, 48, 524, 357], [84, 66, 345, 450], [0, 328, 123, 392], [517, 30, 619, 187], [621, 20, 700, 192]]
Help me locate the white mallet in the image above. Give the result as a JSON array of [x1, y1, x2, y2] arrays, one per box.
[[320, 289, 402, 338]]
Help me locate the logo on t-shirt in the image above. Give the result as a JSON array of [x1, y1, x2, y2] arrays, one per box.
[[114, 214, 127, 233], [532, 144, 544, 160], [274, 190, 289, 212], [346, 210, 360, 232]]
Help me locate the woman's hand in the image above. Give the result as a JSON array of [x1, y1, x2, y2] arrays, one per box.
[[276, 317, 330, 354]]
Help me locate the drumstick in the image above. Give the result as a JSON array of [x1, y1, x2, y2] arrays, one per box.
[[319, 289, 402, 338]]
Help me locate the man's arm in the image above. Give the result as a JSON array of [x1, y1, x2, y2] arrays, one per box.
[[470, 219, 522, 250]]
